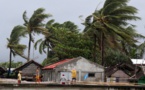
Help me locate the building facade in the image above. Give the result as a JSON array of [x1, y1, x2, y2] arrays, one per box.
[[13, 60, 43, 81], [42, 57, 104, 83]]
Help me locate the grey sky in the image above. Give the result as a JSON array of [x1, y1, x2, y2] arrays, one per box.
[[0, 0, 145, 63]]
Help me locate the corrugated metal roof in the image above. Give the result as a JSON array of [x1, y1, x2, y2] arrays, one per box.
[[43, 58, 73, 70], [131, 59, 145, 64], [13, 60, 43, 72]]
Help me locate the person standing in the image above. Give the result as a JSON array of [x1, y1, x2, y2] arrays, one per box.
[[60, 74, 66, 85], [71, 68, 77, 84], [17, 71, 22, 84], [35, 67, 41, 83]]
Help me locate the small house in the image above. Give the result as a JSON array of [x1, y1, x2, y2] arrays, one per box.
[[106, 63, 144, 83], [0, 66, 6, 77], [42, 56, 104, 83], [131, 59, 145, 73], [13, 60, 43, 81]]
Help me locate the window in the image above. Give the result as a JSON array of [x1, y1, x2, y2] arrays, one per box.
[[88, 73, 95, 77]]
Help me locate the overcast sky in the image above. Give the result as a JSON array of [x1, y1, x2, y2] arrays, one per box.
[[0, 0, 145, 63]]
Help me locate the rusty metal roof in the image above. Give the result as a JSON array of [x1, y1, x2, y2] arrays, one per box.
[[42, 59, 73, 70]]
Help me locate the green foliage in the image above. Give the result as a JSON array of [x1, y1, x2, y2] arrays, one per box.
[[23, 8, 51, 60], [53, 27, 93, 59], [42, 57, 59, 66], [82, 0, 143, 66], [5, 3, 145, 68], [7, 25, 27, 57], [0, 61, 23, 68], [104, 49, 131, 66]]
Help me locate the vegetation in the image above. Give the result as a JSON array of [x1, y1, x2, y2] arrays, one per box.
[[7, 26, 26, 77], [22, 8, 51, 61], [83, 0, 144, 66], [4, 0, 145, 71], [0, 61, 23, 68]]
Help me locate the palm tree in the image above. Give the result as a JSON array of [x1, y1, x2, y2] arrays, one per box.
[[7, 25, 27, 77], [23, 8, 51, 61], [34, 19, 57, 61], [83, 0, 140, 66]]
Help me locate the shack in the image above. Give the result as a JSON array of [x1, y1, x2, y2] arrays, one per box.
[[13, 60, 43, 81], [106, 63, 144, 83], [42, 56, 104, 83], [0, 66, 6, 77]]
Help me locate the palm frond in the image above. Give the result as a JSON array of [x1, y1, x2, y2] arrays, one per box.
[[103, 0, 129, 8], [46, 19, 55, 29], [39, 41, 45, 54], [34, 38, 43, 50], [33, 27, 49, 36], [9, 25, 27, 44], [104, 23, 134, 43], [109, 6, 138, 15], [29, 8, 52, 27], [102, 2, 125, 15], [23, 11, 29, 26]]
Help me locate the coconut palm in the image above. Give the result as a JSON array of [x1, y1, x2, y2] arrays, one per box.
[[23, 8, 51, 61], [34, 19, 56, 58], [7, 25, 27, 77], [83, 0, 140, 66]]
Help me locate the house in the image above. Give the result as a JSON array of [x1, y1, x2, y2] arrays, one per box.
[[13, 60, 43, 81], [42, 56, 104, 83], [131, 59, 145, 72], [106, 63, 144, 83], [131, 59, 145, 65], [0, 66, 6, 77]]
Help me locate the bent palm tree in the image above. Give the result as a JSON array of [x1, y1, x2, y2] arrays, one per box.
[[83, 0, 140, 66], [23, 8, 51, 61], [7, 25, 27, 77]]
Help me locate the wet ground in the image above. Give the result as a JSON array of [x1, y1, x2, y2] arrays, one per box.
[[0, 78, 135, 86], [0, 79, 145, 90]]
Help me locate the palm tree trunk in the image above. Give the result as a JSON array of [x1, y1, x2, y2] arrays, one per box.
[[7, 49, 12, 78], [47, 46, 50, 59], [101, 32, 104, 66], [93, 34, 97, 62], [101, 32, 106, 82], [15, 51, 29, 60], [28, 34, 32, 61]]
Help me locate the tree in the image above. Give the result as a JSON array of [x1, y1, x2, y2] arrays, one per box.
[[0, 61, 23, 68], [35, 20, 93, 65], [34, 19, 58, 64], [23, 8, 51, 61], [83, 0, 140, 66], [7, 25, 26, 77]]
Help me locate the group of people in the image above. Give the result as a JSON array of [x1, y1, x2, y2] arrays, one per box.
[[17, 67, 41, 84], [17, 67, 77, 84], [60, 68, 77, 85]]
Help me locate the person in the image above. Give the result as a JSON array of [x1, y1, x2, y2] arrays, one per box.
[[60, 74, 66, 85], [71, 68, 77, 84], [17, 71, 22, 84], [35, 67, 41, 83]]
